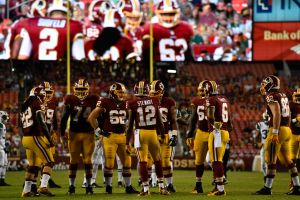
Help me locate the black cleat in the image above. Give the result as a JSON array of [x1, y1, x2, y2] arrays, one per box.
[[166, 184, 176, 193], [125, 185, 139, 194], [118, 181, 123, 188], [67, 185, 75, 195], [30, 184, 40, 196], [86, 186, 94, 195], [191, 182, 203, 194], [106, 185, 112, 194], [253, 186, 272, 195], [48, 179, 61, 188], [287, 186, 300, 195], [92, 183, 103, 188], [0, 179, 11, 186]]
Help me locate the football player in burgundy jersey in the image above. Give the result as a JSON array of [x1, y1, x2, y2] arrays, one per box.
[[206, 81, 232, 196], [87, 82, 138, 194], [186, 80, 211, 194], [60, 79, 98, 195], [142, 0, 194, 62], [126, 81, 170, 196], [254, 75, 300, 195], [20, 86, 55, 197], [290, 89, 300, 174], [149, 80, 178, 193], [17, 0, 85, 60]]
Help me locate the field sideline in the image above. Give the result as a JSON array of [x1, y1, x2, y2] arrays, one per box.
[[0, 170, 298, 200]]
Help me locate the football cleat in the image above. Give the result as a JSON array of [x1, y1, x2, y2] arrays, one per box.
[[30, 184, 40, 196], [287, 186, 300, 195], [138, 189, 150, 196], [86, 186, 94, 195], [106, 185, 112, 194], [125, 185, 139, 194], [208, 186, 218, 195], [21, 192, 32, 197], [207, 190, 226, 196], [118, 181, 123, 188], [159, 187, 170, 195], [253, 186, 272, 195], [191, 182, 203, 194], [92, 183, 103, 188], [81, 182, 87, 188], [166, 184, 176, 193], [67, 185, 76, 195], [48, 178, 61, 188], [37, 187, 55, 197]]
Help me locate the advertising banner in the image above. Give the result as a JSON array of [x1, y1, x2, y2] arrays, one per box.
[[253, 22, 300, 60]]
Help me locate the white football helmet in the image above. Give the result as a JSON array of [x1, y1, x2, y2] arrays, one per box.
[[0, 111, 9, 124], [155, 0, 180, 28]]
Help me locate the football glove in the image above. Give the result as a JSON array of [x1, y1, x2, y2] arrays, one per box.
[[169, 135, 178, 147], [186, 138, 194, 149], [95, 127, 110, 138]]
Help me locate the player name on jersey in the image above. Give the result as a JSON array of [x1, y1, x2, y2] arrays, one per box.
[[137, 99, 153, 107], [37, 18, 66, 28]]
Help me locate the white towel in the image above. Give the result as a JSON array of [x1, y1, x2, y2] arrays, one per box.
[[134, 129, 141, 148], [214, 129, 222, 148]]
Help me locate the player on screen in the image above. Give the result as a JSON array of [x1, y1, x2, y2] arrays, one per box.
[[142, 0, 194, 62], [186, 80, 211, 194], [17, 0, 85, 60], [0, 111, 10, 187], [254, 75, 300, 195], [60, 79, 98, 195], [87, 82, 138, 194]]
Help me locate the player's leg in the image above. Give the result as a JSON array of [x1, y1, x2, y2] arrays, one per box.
[[291, 134, 300, 171], [207, 130, 229, 196], [149, 131, 169, 195], [260, 147, 267, 182], [161, 134, 175, 192], [192, 130, 209, 193], [103, 134, 118, 194], [48, 134, 61, 188], [0, 150, 10, 186], [223, 144, 230, 184], [21, 146, 35, 197], [116, 154, 123, 187], [67, 132, 82, 195], [82, 134, 95, 194], [91, 139, 102, 188]]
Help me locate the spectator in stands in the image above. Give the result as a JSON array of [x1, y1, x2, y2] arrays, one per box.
[[198, 4, 217, 26], [225, 3, 236, 21]]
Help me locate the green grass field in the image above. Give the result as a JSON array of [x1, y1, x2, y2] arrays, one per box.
[[0, 170, 298, 199]]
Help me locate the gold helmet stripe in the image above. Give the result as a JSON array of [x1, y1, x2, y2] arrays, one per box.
[[211, 80, 218, 94], [44, 81, 50, 89], [132, 0, 139, 12], [139, 81, 144, 95]]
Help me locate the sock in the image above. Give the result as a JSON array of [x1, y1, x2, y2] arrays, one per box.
[[166, 177, 172, 185], [92, 164, 98, 184], [118, 169, 123, 182], [40, 174, 50, 188], [82, 174, 86, 185], [123, 177, 131, 187], [0, 167, 3, 178], [69, 177, 75, 186], [157, 178, 164, 188], [292, 176, 300, 187], [217, 184, 224, 192], [105, 177, 112, 187], [143, 183, 149, 192], [23, 181, 32, 193], [265, 177, 274, 188], [32, 181, 37, 186]]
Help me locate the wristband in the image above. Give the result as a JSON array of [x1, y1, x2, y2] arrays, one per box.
[[272, 128, 279, 134], [292, 118, 297, 123], [95, 127, 100, 132], [171, 130, 178, 136]]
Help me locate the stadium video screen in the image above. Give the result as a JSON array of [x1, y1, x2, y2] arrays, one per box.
[[0, 0, 254, 62]]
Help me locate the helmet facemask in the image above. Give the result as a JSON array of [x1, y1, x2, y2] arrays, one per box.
[[293, 89, 300, 104]]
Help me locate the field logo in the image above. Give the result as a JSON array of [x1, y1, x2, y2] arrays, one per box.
[[257, 0, 272, 13]]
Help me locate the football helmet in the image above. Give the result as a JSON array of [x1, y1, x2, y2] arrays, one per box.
[[28, 0, 47, 17], [73, 79, 89, 100], [29, 86, 46, 101], [123, 0, 142, 28], [149, 80, 164, 99], [155, 0, 180, 28], [88, 0, 111, 23], [260, 75, 280, 96], [39, 82, 54, 102], [48, 0, 68, 15], [0, 111, 9, 124], [134, 81, 149, 97], [197, 80, 210, 98], [292, 88, 300, 104], [109, 82, 127, 101], [262, 110, 270, 122]]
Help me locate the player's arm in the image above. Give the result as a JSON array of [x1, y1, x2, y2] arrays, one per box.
[[268, 102, 281, 142], [156, 107, 165, 138], [17, 28, 32, 60], [207, 105, 215, 126], [186, 104, 197, 138], [60, 104, 71, 137], [52, 108, 58, 132], [87, 106, 105, 129], [126, 108, 135, 145], [36, 110, 52, 145], [72, 34, 85, 60]]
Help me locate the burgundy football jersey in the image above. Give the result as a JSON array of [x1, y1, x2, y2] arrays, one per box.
[[64, 94, 98, 133], [160, 96, 176, 134], [96, 97, 126, 133], [83, 22, 102, 60], [290, 101, 300, 135], [21, 97, 45, 136], [101, 35, 134, 60], [142, 21, 193, 61], [44, 97, 58, 131], [191, 97, 209, 132], [19, 17, 83, 60], [207, 95, 231, 131], [126, 97, 160, 130], [265, 92, 290, 127]]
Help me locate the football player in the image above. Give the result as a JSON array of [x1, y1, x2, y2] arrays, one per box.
[[186, 80, 211, 194], [149, 80, 178, 192], [289, 88, 300, 190], [254, 75, 300, 195], [17, 0, 85, 60], [87, 82, 138, 194], [60, 79, 98, 195], [0, 111, 10, 186], [126, 80, 170, 196], [20, 86, 55, 197], [254, 111, 270, 182], [206, 80, 232, 196], [142, 0, 194, 62]]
